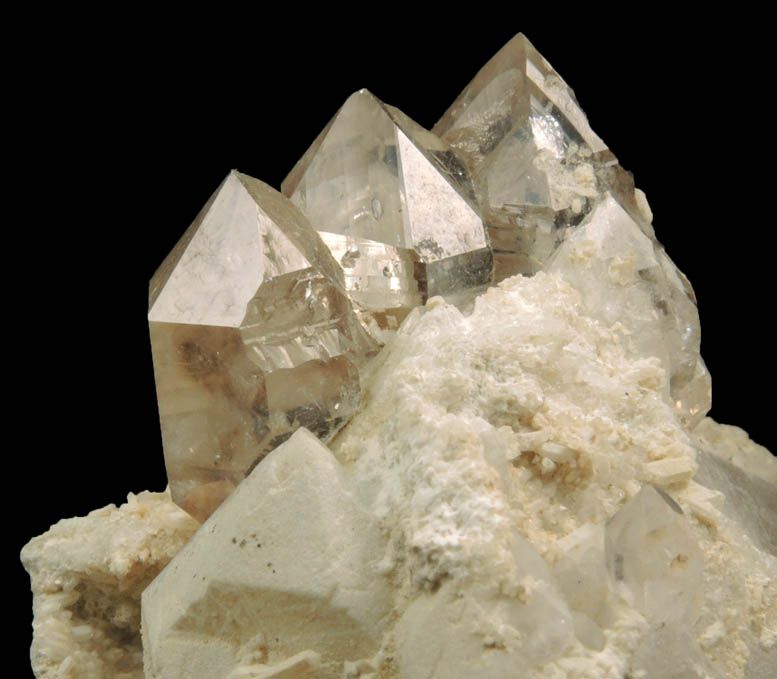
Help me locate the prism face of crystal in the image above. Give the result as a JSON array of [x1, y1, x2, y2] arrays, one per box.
[[694, 448, 777, 556], [149, 172, 375, 521], [545, 194, 711, 426], [432, 33, 657, 279], [605, 485, 703, 625], [282, 90, 492, 338], [318, 231, 423, 338]]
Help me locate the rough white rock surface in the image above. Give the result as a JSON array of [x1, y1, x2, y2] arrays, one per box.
[[135, 272, 776, 679], [21, 490, 199, 679]]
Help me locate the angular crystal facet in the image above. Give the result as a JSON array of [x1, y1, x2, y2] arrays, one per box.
[[605, 485, 703, 625], [142, 429, 391, 679], [149, 171, 375, 521], [282, 89, 492, 340], [545, 194, 711, 426], [433, 33, 652, 279]]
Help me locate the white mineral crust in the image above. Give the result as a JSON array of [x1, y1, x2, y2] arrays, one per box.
[[124, 271, 776, 679], [23, 275, 777, 679]]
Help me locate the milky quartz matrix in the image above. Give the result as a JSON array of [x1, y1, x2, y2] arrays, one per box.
[[22, 33, 776, 679]]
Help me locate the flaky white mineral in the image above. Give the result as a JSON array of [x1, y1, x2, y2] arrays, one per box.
[[22, 31, 777, 679]]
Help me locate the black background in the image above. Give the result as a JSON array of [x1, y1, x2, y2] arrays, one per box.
[[12, 13, 774, 674]]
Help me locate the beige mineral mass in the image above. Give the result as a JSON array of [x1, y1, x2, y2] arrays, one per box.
[[20, 491, 199, 679], [330, 274, 775, 679], [694, 417, 777, 485]]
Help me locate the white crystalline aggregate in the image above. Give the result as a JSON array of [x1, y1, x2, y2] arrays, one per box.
[[331, 272, 776, 678], [24, 272, 777, 679], [20, 490, 200, 679]]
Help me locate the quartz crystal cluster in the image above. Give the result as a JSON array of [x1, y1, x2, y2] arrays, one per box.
[[148, 35, 709, 523], [22, 33, 776, 679]]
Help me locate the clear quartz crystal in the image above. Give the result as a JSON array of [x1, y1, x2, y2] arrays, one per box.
[[430, 32, 710, 427], [148, 171, 375, 521], [282, 89, 492, 341], [605, 485, 703, 625], [433, 33, 653, 279], [545, 194, 711, 427]]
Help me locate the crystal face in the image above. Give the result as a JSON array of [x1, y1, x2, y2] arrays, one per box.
[[605, 485, 703, 625], [545, 193, 711, 427], [142, 429, 391, 679], [148, 171, 375, 521], [433, 33, 654, 279], [282, 89, 493, 340]]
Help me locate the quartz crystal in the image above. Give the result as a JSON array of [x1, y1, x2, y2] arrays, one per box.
[[141, 428, 391, 679], [148, 171, 375, 521], [545, 194, 711, 427], [431, 32, 710, 425], [282, 89, 493, 340], [433, 33, 653, 280], [23, 33, 777, 679], [605, 485, 703, 625]]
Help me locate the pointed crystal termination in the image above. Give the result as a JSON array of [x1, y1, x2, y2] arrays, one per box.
[[281, 89, 493, 341], [148, 171, 376, 522], [142, 429, 391, 679], [433, 33, 653, 280], [605, 485, 703, 626], [545, 194, 711, 427]]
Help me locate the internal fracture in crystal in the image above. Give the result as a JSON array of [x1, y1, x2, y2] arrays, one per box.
[[148, 172, 375, 521], [282, 89, 493, 340]]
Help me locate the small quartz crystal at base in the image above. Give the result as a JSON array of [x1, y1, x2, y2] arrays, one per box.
[[141, 429, 391, 679]]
